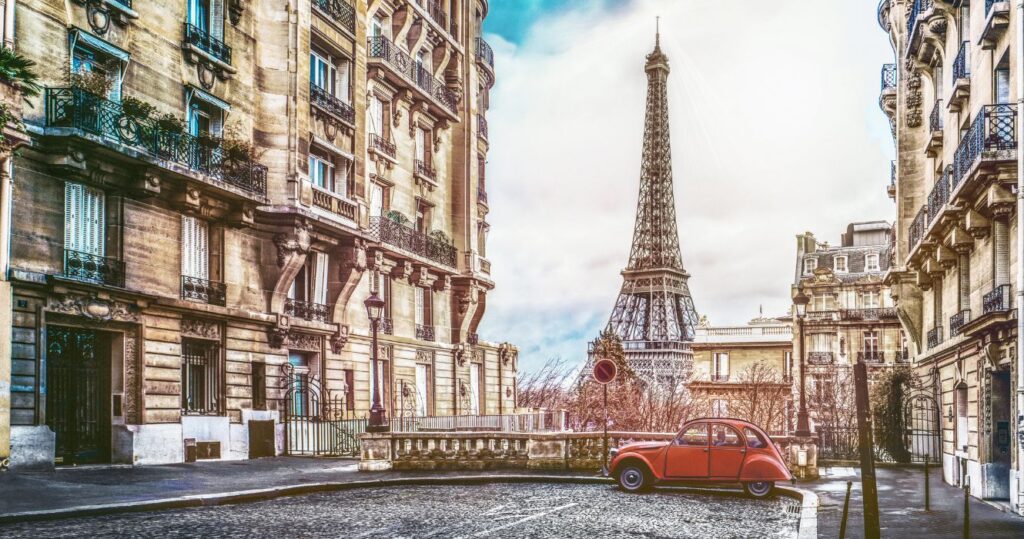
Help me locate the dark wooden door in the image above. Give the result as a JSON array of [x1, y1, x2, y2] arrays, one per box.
[[46, 326, 111, 465]]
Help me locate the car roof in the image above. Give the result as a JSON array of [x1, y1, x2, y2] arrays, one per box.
[[682, 417, 767, 431]]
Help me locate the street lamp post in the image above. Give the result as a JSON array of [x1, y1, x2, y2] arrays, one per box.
[[365, 291, 388, 432], [793, 286, 811, 437]]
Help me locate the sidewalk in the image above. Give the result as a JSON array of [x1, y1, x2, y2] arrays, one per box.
[[809, 466, 1024, 538]]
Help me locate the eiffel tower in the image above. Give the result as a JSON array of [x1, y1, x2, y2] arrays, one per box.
[[587, 27, 700, 387]]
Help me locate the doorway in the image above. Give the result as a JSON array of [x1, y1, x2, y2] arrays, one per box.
[[986, 370, 1011, 499], [46, 326, 112, 465]]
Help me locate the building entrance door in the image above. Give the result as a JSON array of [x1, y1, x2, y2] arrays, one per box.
[[987, 370, 1012, 499], [46, 326, 112, 465]]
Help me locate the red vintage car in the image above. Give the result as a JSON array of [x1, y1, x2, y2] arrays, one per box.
[[604, 418, 792, 498]]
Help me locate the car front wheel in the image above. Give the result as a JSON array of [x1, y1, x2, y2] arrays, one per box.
[[617, 465, 649, 492], [744, 481, 775, 498]]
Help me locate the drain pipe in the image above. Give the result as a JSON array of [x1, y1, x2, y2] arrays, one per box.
[[1015, 0, 1024, 516]]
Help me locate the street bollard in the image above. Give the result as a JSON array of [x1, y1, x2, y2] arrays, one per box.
[[925, 454, 930, 511], [963, 478, 970, 539], [839, 480, 853, 539]]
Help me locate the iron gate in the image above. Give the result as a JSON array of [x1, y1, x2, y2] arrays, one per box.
[[46, 326, 109, 465], [902, 393, 941, 464], [281, 364, 365, 456]]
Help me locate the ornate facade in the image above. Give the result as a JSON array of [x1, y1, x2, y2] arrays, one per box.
[[1, 0, 515, 469], [878, 0, 1021, 511]]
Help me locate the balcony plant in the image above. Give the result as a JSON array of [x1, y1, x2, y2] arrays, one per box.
[[155, 113, 185, 134], [386, 210, 410, 226], [120, 96, 155, 119], [428, 230, 453, 246], [69, 70, 113, 98]]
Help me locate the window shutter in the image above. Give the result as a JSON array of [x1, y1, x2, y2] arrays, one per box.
[[414, 287, 424, 325], [415, 128, 425, 161], [415, 364, 428, 416], [182, 216, 192, 276], [313, 252, 328, 304], [65, 183, 82, 251], [211, 0, 225, 41], [721, 353, 729, 376], [370, 184, 384, 217], [210, 110, 224, 138], [469, 366, 480, 415], [339, 61, 351, 103], [70, 185, 106, 257]]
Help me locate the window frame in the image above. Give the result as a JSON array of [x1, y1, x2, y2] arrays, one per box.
[[803, 257, 818, 274], [181, 337, 224, 415], [833, 255, 848, 273], [865, 252, 880, 272]]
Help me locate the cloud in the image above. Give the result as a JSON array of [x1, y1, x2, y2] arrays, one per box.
[[478, 0, 895, 373]]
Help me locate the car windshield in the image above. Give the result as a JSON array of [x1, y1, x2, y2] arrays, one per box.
[[676, 424, 708, 446], [743, 427, 768, 448], [711, 424, 742, 447]]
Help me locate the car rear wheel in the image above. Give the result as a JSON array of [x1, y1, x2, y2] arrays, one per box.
[[617, 465, 649, 492], [744, 481, 774, 498]]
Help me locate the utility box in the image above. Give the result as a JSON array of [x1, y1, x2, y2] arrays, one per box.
[[184, 438, 197, 463]]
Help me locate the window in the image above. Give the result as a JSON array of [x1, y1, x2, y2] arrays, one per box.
[[414, 363, 430, 416], [377, 272, 392, 321], [809, 333, 833, 353], [370, 182, 386, 217], [469, 363, 481, 415], [743, 427, 767, 449], [309, 152, 335, 192], [956, 385, 968, 452], [860, 290, 880, 308], [676, 423, 708, 446], [712, 352, 729, 380], [477, 221, 490, 257], [783, 351, 793, 381], [863, 331, 879, 359], [344, 369, 355, 411], [414, 286, 431, 327], [188, 0, 225, 40], [415, 200, 432, 234], [289, 252, 329, 305], [181, 216, 209, 280], [65, 182, 106, 257], [69, 31, 128, 102], [188, 100, 224, 138], [368, 95, 389, 138], [371, 15, 387, 38], [834, 255, 848, 273], [310, 51, 336, 95], [414, 127, 432, 166], [182, 338, 222, 415], [711, 424, 742, 447], [803, 257, 817, 274], [865, 253, 880, 272], [996, 68, 1011, 105], [811, 293, 831, 311], [712, 399, 728, 417], [252, 362, 267, 410]]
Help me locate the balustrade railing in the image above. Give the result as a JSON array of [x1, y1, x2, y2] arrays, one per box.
[[369, 133, 396, 159], [840, 308, 898, 320], [910, 205, 928, 249], [881, 63, 897, 91], [927, 326, 943, 349], [310, 84, 355, 125], [181, 275, 226, 306], [807, 310, 838, 322], [285, 298, 331, 323], [311, 186, 357, 220], [369, 216, 458, 267], [367, 36, 458, 114], [416, 324, 436, 342], [475, 37, 494, 69], [952, 42, 969, 83], [64, 249, 125, 287], [183, 23, 232, 65], [949, 309, 971, 337], [312, 0, 355, 33], [983, 284, 1012, 314], [952, 104, 1017, 187], [856, 351, 885, 363], [808, 351, 835, 365], [391, 411, 566, 433], [415, 159, 436, 182], [45, 88, 267, 198]]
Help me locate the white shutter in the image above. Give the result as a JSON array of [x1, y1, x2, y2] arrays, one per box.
[[469, 366, 480, 415], [369, 97, 382, 135], [338, 61, 351, 103], [66, 183, 105, 256], [211, 0, 225, 41], [415, 364, 428, 416], [182, 216, 209, 279], [370, 184, 383, 217], [414, 287, 424, 325], [415, 128, 425, 161], [210, 110, 224, 138], [313, 252, 328, 304], [64, 183, 82, 252], [721, 353, 729, 376]]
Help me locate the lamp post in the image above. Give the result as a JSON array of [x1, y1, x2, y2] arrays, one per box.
[[793, 286, 811, 437], [365, 291, 388, 432]]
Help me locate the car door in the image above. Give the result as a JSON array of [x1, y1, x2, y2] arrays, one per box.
[[664, 422, 709, 478], [709, 423, 746, 479]]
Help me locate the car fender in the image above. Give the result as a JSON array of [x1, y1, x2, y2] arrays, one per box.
[[611, 452, 659, 479], [740, 453, 791, 482]]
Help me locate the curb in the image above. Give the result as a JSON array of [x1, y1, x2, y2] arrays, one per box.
[[0, 474, 819, 531]]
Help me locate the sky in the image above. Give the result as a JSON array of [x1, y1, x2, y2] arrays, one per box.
[[476, 0, 896, 374]]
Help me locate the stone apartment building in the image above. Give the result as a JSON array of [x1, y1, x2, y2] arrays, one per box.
[[877, 0, 1022, 511], [792, 223, 907, 431], [689, 312, 793, 435], [0, 0, 514, 470]]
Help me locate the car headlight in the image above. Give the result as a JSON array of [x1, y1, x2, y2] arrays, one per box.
[[609, 448, 619, 458]]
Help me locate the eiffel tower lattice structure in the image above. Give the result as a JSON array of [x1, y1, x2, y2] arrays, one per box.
[[587, 29, 699, 388]]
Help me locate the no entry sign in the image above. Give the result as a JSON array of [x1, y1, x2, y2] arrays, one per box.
[[593, 358, 617, 384]]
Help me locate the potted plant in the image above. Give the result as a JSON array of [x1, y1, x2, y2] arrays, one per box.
[[69, 70, 113, 98], [428, 230, 452, 245], [386, 210, 409, 226], [120, 96, 155, 119]]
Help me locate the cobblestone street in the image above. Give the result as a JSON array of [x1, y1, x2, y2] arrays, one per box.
[[0, 482, 801, 538]]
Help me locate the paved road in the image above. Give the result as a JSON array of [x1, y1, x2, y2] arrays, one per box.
[[0, 483, 801, 538]]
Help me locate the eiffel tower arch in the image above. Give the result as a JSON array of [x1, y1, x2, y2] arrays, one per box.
[[587, 29, 699, 388]]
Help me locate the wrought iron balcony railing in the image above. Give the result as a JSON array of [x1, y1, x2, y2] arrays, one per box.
[[467, 332, 479, 345], [420, 0, 448, 31], [840, 308, 898, 320], [416, 324, 435, 342], [983, 284, 1012, 314], [952, 104, 1017, 187], [477, 113, 488, 140], [64, 249, 125, 287], [808, 352, 835, 365], [369, 133, 396, 159], [478, 189, 488, 205], [929, 99, 943, 133], [952, 42, 969, 84], [311, 0, 355, 33], [880, 63, 897, 91], [284, 298, 331, 323], [907, 0, 933, 35], [857, 351, 885, 363], [183, 23, 232, 65], [369, 216, 457, 267], [476, 37, 494, 69], [710, 374, 730, 382], [927, 167, 951, 223], [380, 317, 394, 335], [415, 159, 436, 182], [949, 309, 971, 337], [909, 205, 928, 249], [895, 350, 910, 363], [987, 0, 998, 15], [310, 83, 355, 125], [367, 36, 458, 114], [45, 88, 267, 199], [927, 326, 943, 349], [181, 275, 227, 306], [890, 160, 896, 186]]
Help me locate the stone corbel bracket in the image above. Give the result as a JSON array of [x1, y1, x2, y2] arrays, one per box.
[[410, 265, 437, 288], [229, 0, 246, 25], [73, 0, 139, 35]]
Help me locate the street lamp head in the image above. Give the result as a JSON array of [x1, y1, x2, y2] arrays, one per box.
[[364, 292, 385, 322], [792, 286, 810, 319]]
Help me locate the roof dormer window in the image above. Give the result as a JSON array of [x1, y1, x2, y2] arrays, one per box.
[[803, 258, 817, 275], [834, 255, 848, 273]]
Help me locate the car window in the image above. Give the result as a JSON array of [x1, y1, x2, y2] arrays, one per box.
[[743, 427, 768, 449], [676, 424, 708, 446], [711, 424, 742, 447]]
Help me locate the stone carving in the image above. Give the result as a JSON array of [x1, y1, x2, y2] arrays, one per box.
[[229, 0, 245, 25], [905, 64, 923, 129], [354, 238, 368, 271], [453, 344, 466, 367], [123, 330, 140, 424], [270, 330, 322, 351], [330, 325, 350, 353], [457, 284, 479, 316], [392, 261, 413, 280], [274, 219, 313, 267], [434, 275, 451, 292], [473, 349, 484, 363], [48, 294, 140, 322], [416, 349, 434, 363], [181, 318, 222, 340]]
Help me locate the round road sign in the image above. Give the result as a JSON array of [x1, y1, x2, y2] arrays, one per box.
[[593, 358, 617, 384]]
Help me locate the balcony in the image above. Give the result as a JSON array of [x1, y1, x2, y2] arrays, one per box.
[[478, 189, 488, 206], [367, 36, 458, 117], [806, 310, 838, 323], [477, 114, 488, 141], [926, 99, 943, 157], [926, 167, 950, 225], [856, 351, 885, 364], [710, 374, 730, 382], [927, 326, 943, 349], [416, 324, 435, 342], [311, 186, 357, 221], [181, 275, 226, 306], [64, 249, 125, 288], [952, 104, 1016, 190], [311, 0, 355, 34], [369, 133, 396, 160], [980, 1, 1010, 50], [983, 284, 1012, 314], [44, 88, 268, 201], [880, 64, 897, 122], [415, 159, 437, 184], [807, 352, 835, 365], [479, 257, 491, 275], [369, 216, 458, 268], [880, 63, 897, 91], [907, 0, 944, 65], [949, 309, 971, 337], [285, 298, 330, 323], [381, 317, 394, 335], [310, 83, 355, 126], [839, 308, 898, 321], [949, 42, 970, 112], [894, 350, 910, 363], [887, 160, 896, 199], [183, 23, 232, 66], [419, 0, 448, 32]]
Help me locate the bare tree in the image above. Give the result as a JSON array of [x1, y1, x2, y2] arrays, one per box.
[[729, 362, 791, 435]]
